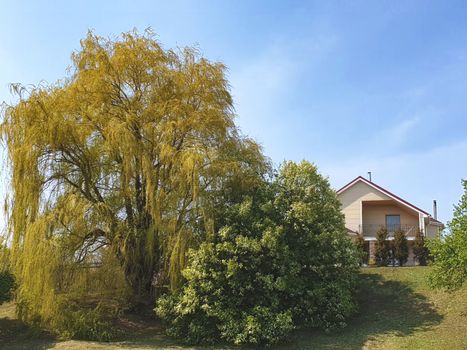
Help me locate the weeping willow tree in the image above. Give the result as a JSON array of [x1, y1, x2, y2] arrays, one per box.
[[0, 30, 267, 332]]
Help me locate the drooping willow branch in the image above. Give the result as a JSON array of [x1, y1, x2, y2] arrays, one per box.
[[0, 30, 269, 332]]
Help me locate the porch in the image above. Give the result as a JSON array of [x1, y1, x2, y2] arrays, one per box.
[[359, 224, 418, 239], [359, 200, 422, 240]]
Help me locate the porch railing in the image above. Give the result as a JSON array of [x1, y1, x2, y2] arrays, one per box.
[[358, 224, 418, 238]]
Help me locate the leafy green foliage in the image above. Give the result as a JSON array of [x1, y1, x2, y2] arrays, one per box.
[[53, 304, 120, 341], [393, 229, 408, 266], [375, 227, 391, 266], [413, 229, 429, 266], [155, 231, 296, 346], [354, 234, 368, 265], [155, 161, 360, 346], [429, 180, 467, 290]]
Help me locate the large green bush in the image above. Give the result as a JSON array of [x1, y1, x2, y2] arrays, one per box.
[[155, 227, 296, 346], [155, 161, 360, 346]]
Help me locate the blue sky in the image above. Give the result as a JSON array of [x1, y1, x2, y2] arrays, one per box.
[[1, 0, 467, 230]]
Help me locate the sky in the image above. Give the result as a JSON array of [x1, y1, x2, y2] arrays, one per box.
[[1, 0, 467, 231]]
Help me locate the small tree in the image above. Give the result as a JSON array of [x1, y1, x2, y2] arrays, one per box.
[[375, 226, 391, 266], [393, 229, 409, 266], [429, 180, 467, 290], [413, 229, 429, 266], [354, 233, 368, 266]]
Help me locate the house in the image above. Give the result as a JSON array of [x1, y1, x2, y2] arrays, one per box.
[[337, 176, 444, 265]]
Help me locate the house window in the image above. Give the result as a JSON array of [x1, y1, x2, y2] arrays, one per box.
[[386, 215, 400, 232]]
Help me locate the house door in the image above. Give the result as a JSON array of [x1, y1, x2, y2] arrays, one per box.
[[386, 215, 400, 232]]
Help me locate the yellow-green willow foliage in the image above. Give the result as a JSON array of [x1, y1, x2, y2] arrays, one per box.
[[0, 30, 268, 331]]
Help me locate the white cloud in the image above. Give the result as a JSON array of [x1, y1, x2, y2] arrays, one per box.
[[386, 116, 420, 145], [362, 115, 422, 154]]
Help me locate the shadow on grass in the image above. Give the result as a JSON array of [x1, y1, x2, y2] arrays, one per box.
[[0, 271, 443, 350], [0, 304, 234, 350], [276, 271, 443, 350], [101, 314, 238, 350], [0, 317, 56, 350], [108, 334, 237, 350]]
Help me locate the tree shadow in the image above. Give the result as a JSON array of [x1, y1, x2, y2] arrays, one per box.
[[0, 317, 56, 350], [277, 271, 443, 349], [0, 303, 234, 350], [0, 271, 444, 350], [104, 333, 238, 350], [96, 313, 239, 350]]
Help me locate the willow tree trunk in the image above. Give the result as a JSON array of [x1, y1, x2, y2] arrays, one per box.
[[118, 233, 159, 305]]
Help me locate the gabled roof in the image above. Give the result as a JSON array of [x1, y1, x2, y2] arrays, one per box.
[[337, 176, 437, 219]]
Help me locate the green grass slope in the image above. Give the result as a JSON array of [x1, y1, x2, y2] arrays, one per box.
[[1, 267, 466, 349], [279, 267, 467, 350]]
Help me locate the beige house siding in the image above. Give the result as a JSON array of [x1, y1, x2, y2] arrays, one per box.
[[426, 224, 441, 238], [338, 176, 444, 266], [340, 181, 391, 232], [362, 203, 419, 237]]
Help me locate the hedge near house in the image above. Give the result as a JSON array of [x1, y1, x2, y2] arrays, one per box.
[[375, 226, 391, 266], [155, 161, 360, 346], [354, 233, 368, 265], [393, 229, 408, 266], [413, 229, 429, 266]]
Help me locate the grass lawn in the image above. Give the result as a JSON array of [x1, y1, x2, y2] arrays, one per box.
[[1, 267, 466, 349]]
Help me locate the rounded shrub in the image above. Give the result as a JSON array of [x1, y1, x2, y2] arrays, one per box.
[[156, 161, 360, 347]]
